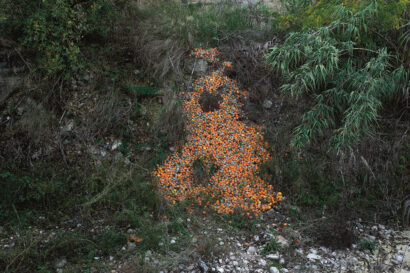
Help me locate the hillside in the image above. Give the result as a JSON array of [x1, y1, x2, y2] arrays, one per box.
[[0, 1, 409, 272]]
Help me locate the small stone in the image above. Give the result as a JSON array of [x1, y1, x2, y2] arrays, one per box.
[[277, 235, 288, 247], [127, 242, 136, 250], [178, 264, 185, 270], [56, 258, 67, 268], [307, 253, 321, 260], [111, 140, 121, 151], [269, 266, 279, 273], [396, 255, 403, 263], [170, 239, 176, 244], [259, 259, 267, 266], [279, 258, 285, 264], [127, 228, 135, 234], [219, 241, 224, 246], [267, 253, 279, 260], [199, 260, 209, 272], [367, 235, 376, 241], [109, 256, 114, 261], [217, 267, 224, 273], [254, 235, 260, 241], [233, 261, 239, 266], [247, 246, 257, 254], [63, 121, 74, 132], [263, 100, 273, 109]]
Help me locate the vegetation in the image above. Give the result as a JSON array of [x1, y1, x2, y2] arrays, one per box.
[[267, 0, 409, 150], [0, 0, 408, 272]]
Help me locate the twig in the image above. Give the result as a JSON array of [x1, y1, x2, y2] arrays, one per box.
[[14, 49, 32, 73], [12, 204, 21, 226], [360, 156, 376, 180]]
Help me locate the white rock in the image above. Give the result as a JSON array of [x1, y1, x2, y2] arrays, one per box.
[[280, 257, 285, 264], [396, 255, 403, 263], [127, 242, 136, 250], [247, 246, 257, 255], [111, 140, 121, 151], [56, 258, 67, 268], [269, 266, 280, 273], [307, 253, 321, 260], [217, 267, 224, 273], [263, 100, 273, 109], [267, 253, 279, 260], [254, 235, 260, 241], [277, 235, 288, 247], [233, 261, 239, 266], [259, 259, 267, 266], [170, 239, 176, 244]]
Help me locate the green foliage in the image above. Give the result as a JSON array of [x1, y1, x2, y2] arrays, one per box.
[[0, 0, 119, 79], [266, 1, 409, 150], [97, 229, 127, 254], [280, 0, 314, 14], [262, 236, 281, 254], [358, 238, 378, 252], [0, 167, 68, 226], [137, 1, 273, 46]]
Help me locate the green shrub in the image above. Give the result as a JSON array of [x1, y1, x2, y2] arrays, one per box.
[[0, 0, 119, 79], [358, 238, 377, 252], [137, 1, 273, 46], [266, 1, 409, 150], [0, 167, 69, 226]]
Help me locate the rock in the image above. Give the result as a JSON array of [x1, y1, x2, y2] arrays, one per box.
[[269, 266, 280, 273], [367, 235, 376, 241], [178, 264, 185, 270], [127, 228, 135, 234], [254, 235, 260, 241], [307, 253, 321, 260], [247, 246, 257, 255], [217, 267, 224, 273], [280, 257, 285, 264], [127, 242, 136, 250], [63, 121, 74, 132], [263, 100, 273, 109], [267, 253, 279, 260], [259, 259, 267, 266], [277, 235, 288, 247], [111, 140, 121, 151], [194, 59, 208, 74], [396, 255, 403, 263], [56, 258, 67, 268], [198, 260, 209, 273]]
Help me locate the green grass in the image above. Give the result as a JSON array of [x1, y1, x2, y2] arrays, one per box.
[[137, 1, 274, 47]]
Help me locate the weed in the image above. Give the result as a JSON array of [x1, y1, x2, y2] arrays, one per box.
[[262, 237, 281, 254], [358, 238, 378, 253]]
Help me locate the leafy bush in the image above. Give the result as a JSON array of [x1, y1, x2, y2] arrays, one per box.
[[0, 0, 119, 78], [137, 1, 272, 46], [266, 1, 409, 150], [0, 167, 69, 225]]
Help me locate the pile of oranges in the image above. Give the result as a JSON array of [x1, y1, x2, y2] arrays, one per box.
[[154, 48, 282, 216]]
